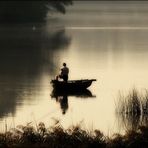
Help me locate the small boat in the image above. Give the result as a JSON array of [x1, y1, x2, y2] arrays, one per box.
[[50, 79, 96, 90]]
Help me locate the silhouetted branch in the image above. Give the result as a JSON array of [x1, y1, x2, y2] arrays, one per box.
[[0, 1, 73, 23]]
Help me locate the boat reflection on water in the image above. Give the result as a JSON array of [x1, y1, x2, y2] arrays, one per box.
[[51, 89, 95, 114]]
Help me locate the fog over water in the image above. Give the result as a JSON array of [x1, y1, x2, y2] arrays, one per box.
[[0, 1, 148, 135]]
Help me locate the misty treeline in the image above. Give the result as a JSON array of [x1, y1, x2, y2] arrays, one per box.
[[0, 1, 73, 23]]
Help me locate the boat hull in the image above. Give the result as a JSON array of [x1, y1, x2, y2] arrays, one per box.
[[51, 79, 96, 91]]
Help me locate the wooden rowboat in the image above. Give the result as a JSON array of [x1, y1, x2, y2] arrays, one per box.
[[50, 79, 96, 90]]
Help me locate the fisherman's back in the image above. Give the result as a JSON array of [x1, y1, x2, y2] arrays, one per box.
[[61, 67, 69, 76]]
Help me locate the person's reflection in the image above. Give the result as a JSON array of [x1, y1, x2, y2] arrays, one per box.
[[51, 89, 95, 115], [56, 95, 68, 114]]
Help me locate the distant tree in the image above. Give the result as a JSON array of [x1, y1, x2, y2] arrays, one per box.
[[0, 1, 73, 23], [47, 0, 73, 14]]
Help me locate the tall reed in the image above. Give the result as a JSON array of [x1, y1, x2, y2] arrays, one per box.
[[116, 88, 148, 130]]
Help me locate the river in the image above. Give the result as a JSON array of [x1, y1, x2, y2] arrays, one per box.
[[0, 1, 148, 135]]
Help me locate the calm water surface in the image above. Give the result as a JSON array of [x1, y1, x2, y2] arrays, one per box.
[[1, 1, 148, 135]]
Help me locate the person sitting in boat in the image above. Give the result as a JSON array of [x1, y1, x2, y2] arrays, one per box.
[[59, 63, 69, 82]]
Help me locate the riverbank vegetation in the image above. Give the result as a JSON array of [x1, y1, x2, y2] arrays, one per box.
[[0, 121, 148, 148], [116, 89, 148, 130], [116, 88, 148, 115]]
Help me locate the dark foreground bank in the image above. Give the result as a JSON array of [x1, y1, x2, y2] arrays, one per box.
[[0, 122, 148, 148]]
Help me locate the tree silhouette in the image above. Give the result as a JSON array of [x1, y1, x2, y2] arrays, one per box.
[[0, 1, 73, 23]]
